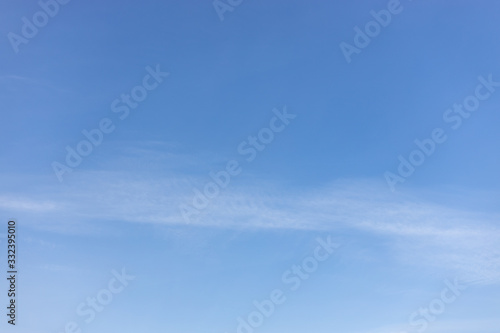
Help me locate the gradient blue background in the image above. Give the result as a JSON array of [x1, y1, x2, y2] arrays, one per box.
[[0, 0, 499, 332]]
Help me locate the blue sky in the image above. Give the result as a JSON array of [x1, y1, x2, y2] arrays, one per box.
[[1, 0, 500, 332]]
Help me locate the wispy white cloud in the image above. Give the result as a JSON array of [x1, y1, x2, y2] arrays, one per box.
[[2, 144, 499, 284], [0, 196, 58, 212]]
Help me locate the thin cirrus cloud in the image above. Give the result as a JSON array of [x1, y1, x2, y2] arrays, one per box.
[[0, 196, 58, 212], [1, 142, 499, 286]]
